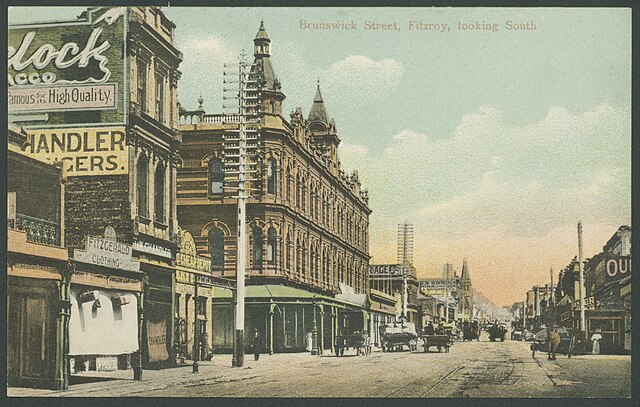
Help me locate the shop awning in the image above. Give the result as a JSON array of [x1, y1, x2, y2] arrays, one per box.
[[211, 284, 367, 310]]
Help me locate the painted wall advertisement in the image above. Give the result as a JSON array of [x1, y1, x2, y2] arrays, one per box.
[[8, 7, 126, 126], [24, 126, 128, 176]]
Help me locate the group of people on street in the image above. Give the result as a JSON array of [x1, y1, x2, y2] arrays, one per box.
[[423, 320, 447, 336]]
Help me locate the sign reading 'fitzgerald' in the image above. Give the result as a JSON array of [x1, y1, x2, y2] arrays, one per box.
[[25, 127, 128, 176]]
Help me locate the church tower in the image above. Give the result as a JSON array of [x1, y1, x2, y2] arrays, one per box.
[[252, 21, 285, 116], [307, 81, 340, 173], [460, 258, 474, 321]]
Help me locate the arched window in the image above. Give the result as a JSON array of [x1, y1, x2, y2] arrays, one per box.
[[301, 179, 306, 212], [137, 154, 149, 217], [154, 162, 165, 222], [208, 158, 224, 195], [285, 232, 292, 272], [295, 174, 301, 208], [208, 228, 225, 272], [267, 159, 277, 195], [267, 227, 277, 266], [252, 227, 263, 268], [286, 168, 292, 202]]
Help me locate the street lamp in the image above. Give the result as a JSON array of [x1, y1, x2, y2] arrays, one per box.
[[311, 296, 318, 355], [193, 278, 199, 373]]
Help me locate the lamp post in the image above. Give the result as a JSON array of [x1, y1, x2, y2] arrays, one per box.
[[192, 278, 199, 373], [311, 296, 319, 355]]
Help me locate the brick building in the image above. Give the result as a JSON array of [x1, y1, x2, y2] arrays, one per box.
[[7, 123, 71, 390], [177, 22, 371, 353], [9, 6, 183, 378]]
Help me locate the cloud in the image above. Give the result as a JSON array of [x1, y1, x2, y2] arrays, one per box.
[[339, 103, 630, 305]]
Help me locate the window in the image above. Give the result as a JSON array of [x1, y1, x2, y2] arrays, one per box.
[[137, 60, 147, 113], [267, 227, 277, 266], [208, 158, 224, 195], [295, 175, 301, 208], [253, 227, 263, 268], [154, 162, 165, 222], [267, 159, 277, 195], [285, 233, 291, 272], [208, 228, 225, 271], [155, 73, 165, 122], [137, 155, 149, 217]]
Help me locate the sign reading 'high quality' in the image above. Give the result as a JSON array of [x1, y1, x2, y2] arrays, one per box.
[[9, 84, 117, 112], [25, 126, 127, 176]]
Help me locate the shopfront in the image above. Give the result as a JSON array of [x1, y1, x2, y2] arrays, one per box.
[[7, 256, 70, 390], [69, 230, 143, 377], [132, 235, 177, 368], [210, 285, 368, 354]]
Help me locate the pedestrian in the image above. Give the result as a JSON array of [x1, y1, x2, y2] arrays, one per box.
[[425, 321, 435, 336], [548, 326, 561, 360], [591, 329, 602, 355], [252, 328, 262, 361]]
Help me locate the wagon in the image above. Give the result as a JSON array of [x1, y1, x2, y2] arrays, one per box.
[[421, 334, 453, 353], [335, 333, 371, 356], [380, 321, 418, 352]]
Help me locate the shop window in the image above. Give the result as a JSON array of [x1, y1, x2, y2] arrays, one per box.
[[267, 159, 277, 195], [267, 227, 277, 266], [208, 228, 225, 271], [253, 227, 263, 268], [154, 162, 165, 223], [208, 158, 224, 195], [196, 297, 207, 317], [137, 155, 149, 217]]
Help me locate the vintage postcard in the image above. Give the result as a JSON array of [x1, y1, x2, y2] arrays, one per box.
[[6, 4, 632, 399]]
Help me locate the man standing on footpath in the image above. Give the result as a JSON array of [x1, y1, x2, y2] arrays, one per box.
[[252, 328, 262, 361], [548, 326, 561, 360]]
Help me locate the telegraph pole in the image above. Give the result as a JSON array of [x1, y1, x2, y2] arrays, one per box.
[[223, 51, 262, 368], [397, 223, 413, 320], [578, 221, 586, 338], [550, 268, 555, 326]]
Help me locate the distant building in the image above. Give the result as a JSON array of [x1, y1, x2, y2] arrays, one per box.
[[459, 259, 473, 321]]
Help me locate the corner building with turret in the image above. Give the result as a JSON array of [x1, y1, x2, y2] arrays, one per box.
[[177, 22, 372, 354]]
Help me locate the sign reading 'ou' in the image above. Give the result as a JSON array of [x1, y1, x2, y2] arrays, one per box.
[[606, 257, 631, 279], [25, 126, 128, 176], [8, 7, 126, 122]]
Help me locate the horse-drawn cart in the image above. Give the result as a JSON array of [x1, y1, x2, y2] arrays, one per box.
[[421, 334, 453, 353], [335, 332, 371, 356]]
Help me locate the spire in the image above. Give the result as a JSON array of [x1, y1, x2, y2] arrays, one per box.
[[308, 81, 329, 125], [461, 258, 471, 281], [255, 20, 270, 41]]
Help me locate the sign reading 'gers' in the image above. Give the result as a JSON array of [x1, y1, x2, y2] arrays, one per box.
[[25, 127, 128, 176]]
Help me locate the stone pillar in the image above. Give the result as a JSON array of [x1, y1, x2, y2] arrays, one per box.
[[319, 305, 325, 354], [134, 289, 144, 380], [269, 303, 275, 355]]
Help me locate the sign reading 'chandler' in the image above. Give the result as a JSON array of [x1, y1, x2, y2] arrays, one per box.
[[8, 7, 125, 122], [25, 126, 127, 176]]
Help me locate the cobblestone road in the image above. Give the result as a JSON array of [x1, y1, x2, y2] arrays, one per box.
[[8, 337, 631, 398]]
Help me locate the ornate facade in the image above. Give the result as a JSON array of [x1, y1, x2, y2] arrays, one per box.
[[178, 22, 371, 352]]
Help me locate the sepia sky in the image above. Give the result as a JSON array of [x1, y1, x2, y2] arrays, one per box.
[[9, 7, 631, 306]]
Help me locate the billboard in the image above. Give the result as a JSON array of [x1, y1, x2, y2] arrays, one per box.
[[25, 126, 128, 176], [8, 7, 126, 127]]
